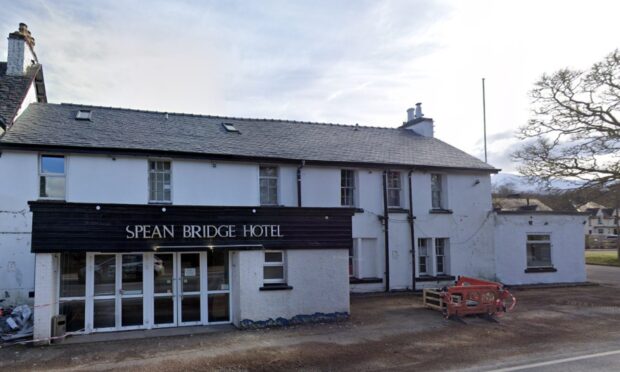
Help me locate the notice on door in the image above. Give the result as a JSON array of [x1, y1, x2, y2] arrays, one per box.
[[184, 268, 196, 277]]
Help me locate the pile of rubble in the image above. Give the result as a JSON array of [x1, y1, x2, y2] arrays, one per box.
[[0, 304, 33, 343]]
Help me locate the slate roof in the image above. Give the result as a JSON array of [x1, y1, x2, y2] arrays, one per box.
[[0, 103, 498, 171], [493, 198, 553, 212], [0, 63, 45, 129]]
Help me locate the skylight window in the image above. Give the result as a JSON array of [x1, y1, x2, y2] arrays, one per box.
[[222, 122, 240, 133], [75, 110, 92, 121]]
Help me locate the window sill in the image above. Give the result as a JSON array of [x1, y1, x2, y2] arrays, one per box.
[[148, 201, 172, 205], [259, 284, 293, 291], [349, 277, 383, 284], [388, 208, 409, 214], [416, 275, 455, 282], [429, 209, 453, 214], [524, 267, 557, 273]]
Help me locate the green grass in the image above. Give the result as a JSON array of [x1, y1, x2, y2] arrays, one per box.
[[586, 250, 620, 266]]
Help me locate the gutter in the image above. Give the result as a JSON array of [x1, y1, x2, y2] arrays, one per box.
[[382, 170, 390, 292], [408, 170, 416, 291], [297, 160, 304, 207]]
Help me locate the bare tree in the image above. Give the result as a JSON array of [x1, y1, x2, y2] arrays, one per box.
[[513, 49, 620, 189]]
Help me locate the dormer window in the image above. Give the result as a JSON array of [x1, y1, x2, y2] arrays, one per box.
[[222, 122, 240, 133], [75, 110, 92, 121]]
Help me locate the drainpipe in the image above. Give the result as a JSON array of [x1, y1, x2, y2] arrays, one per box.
[[408, 170, 416, 291], [382, 170, 390, 292], [297, 160, 305, 207]]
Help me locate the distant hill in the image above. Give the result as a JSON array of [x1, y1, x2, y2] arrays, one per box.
[[491, 173, 581, 193]]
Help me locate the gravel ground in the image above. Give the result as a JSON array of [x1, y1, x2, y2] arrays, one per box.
[[1, 283, 620, 371]]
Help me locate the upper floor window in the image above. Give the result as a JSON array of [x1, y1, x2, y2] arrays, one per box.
[[431, 173, 444, 209], [259, 166, 278, 205], [341, 169, 355, 206], [387, 171, 401, 207], [526, 234, 552, 268], [149, 160, 171, 203], [39, 155, 65, 200]]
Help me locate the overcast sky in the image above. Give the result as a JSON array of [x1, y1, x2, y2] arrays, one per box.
[[1, 0, 619, 173]]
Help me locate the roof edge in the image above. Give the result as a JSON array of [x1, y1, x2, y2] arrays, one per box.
[[0, 142, 501, 173]]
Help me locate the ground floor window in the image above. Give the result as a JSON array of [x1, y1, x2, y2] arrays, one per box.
[[418, 238, 430, 275], [263, 250, 286, 285], [417, 238, 450, 277], [58, 250, 231, 333], [526, 234, 552, 268], [58, 253, 86, 332]]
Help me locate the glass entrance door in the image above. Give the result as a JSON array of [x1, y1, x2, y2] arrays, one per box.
[[178, 253, 202, 325], [91, 253, 144, 331], [152, 252, 202, 327], [153, 253, 176, 327], [120, 254, 144, 329]]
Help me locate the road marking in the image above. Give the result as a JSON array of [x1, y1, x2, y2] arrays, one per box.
[[490, 349, 620, 371]]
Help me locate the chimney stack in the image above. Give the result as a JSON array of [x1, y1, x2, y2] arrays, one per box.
[[406, 107, 415, 122], [6, 23, 38, 76], [402, 102, 434, 138]]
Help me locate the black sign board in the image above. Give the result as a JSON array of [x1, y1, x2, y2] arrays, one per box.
[[29, 201, 355, 253]]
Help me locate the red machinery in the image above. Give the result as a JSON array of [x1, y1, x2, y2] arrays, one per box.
[[440, 276, 516, 320]]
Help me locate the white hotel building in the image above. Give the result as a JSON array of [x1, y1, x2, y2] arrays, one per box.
[[0, 24, 586, 343]]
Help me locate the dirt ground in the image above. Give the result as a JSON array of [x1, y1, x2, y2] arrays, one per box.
[[2, 282, 620, 371]]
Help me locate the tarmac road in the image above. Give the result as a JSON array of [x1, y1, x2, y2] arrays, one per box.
[[587, 263, 620, 287], [2, 268, 620, 371]]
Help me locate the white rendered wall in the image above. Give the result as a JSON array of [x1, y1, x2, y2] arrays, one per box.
[[67, 155, 148, 204], [231, 249, 350, 324], [173, 159, 259, 206], [0, 151, 38, 304], [14, 81, 38, 120], [494, 214, 587, 285], [411, 172, 495, 281], [33, 253, 58, 344], [301, 167, 341, 207]]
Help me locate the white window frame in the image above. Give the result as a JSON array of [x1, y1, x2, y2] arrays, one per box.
[[39, 154, 66, 200], [259, 165, 279, 206], [341, 169, 356, 207], [263, 250, 286, 284], [431, 173, 444, 209], [435, 238, 448, 275], [526, 233, 553, 268], [148, 159, 172, 204], [418, 237, 450, 276], [418, 238, 431, 275], [387, 171, 402, 208]]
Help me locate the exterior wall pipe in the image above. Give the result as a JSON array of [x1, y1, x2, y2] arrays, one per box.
[[297, 160, 305, 207], [408, 170, 416, 291], [382, 170, 390, 291]]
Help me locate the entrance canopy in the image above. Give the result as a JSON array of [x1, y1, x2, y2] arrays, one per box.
[[29, 201, 357, 253]]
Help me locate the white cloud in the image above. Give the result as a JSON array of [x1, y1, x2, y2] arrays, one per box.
[[1, 0, 619, 173]]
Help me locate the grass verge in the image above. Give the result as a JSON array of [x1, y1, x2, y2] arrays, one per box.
[[586, 250, 620, 266]]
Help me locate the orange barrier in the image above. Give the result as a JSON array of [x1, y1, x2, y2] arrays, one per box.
[[441, 276, 516, 319]]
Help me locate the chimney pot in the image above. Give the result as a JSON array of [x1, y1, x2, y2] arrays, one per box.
[[406, 108, 415, 122], [415, 102, 423, 119]]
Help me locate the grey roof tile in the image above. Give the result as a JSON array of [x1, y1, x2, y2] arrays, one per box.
[[0, 62, 41, 128], [0, 103, 497, 171]]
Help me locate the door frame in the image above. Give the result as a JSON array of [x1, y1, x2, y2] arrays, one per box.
[[81, 250, 232, 333]]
